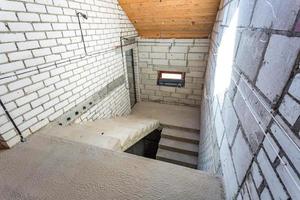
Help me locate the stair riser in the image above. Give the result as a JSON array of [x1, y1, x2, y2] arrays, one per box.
[[161, 134, 199, 144], [159, 145, 198, 156], [157, 156, 197, 169]]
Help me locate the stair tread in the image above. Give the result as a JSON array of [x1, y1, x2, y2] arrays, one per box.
[[162, 128, 199, 142], [156, 148, 198, 166], [159, 138, 198, 153]]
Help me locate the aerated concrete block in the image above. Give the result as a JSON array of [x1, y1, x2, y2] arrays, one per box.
[[235, 30, 269, 81], [256, 35, 300, 103]]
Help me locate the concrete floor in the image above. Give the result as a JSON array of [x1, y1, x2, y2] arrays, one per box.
[[0, 134, 224, 200], [132, 102, 201, 130]]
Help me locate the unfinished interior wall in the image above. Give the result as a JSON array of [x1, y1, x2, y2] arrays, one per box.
[[137, 38, 209, 107], [199, 0, 300, 199], [0, 0, 136, 148]]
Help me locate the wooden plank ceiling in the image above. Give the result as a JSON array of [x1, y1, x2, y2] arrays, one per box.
[[119, 0, 220, 38]]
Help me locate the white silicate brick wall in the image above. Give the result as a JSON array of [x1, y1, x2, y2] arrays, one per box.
[[0, 0, 137, 148]]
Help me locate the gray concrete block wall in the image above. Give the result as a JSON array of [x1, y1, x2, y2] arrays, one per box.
[[0, 0, 136, 148], [137, 38, 209, 107], [199, 0, 300, 199]]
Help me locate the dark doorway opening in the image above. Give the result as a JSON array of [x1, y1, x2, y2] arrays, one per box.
[[125, 129, 161, 159], [125, 49, 137, 108]]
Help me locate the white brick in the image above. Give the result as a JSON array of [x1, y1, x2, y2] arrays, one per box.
[[0, 129, 16, 141], [24, 57, 45, 67], [0, 0, 26, 11], [49, 88, 64, 98], [17, 41, 39, 50], [43, 97, 59, 109], [40, 14, 58, 22], [53, 0, 68, 7], [46, 31, 62, 39], [8, 50, 32, 61], [0, 61, 25, 73], [0, 85, 8, 95], [46, 6, 63, 15], [18, 117, 37, 131], [49, 109, 63, 121], [289, 74, 300, 101], [24, 82, 44, 94], [16, 93, 38, 106], [23, 106, 44, 120], [0, 11, 18, 21], [10, 104, 31, 118], [35, 0, 53, 5], [26, 32, 46, 40], [31, 72, 50, 83], [32, 48, 51, 57], [0, 33, 25, 42], [33, 23, 52, 31], [38, 85, 55, 97], [0, 122, 14, 134], [26, 3, 47, 13], [39, 39, 57, 47], [8, 22, 33, 31], [17, 12, 40, 22], [0, 43, 17, 53], [31, 94, 50, 108], [45, 54, 61, 62], [1, 90, 24, 103], [0, 54, 8, 64], [8, 78, 32, 91], [38, 108, 54, 120]]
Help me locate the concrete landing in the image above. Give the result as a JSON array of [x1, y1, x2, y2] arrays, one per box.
[[40, 115, 159, 151], [0, 135, 224, 200], [131, 102, 200, 130]]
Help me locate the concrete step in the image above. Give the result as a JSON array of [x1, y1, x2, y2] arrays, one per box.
[[156, 148, 198, 169], [161, 128, 199, 144], [159, 138, 198, 156]]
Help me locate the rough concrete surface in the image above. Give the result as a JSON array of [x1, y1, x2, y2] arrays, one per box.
[[40, 115, 159, 151], [132, 102, 200, 130], [0, 135, 224, 200]]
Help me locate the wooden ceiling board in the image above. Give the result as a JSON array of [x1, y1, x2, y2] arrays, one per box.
[[119, 0, 220, 38]]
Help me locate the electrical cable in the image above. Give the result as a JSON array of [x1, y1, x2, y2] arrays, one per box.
[[0, 99, 25, 142]]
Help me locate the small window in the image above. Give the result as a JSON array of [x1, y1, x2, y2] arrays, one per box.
[[157, 71, 185, 87]]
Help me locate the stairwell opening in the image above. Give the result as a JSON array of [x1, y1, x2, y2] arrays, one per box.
[[125, 129, 162, 159]]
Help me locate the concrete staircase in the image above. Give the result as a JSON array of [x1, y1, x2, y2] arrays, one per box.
[[156, 127, 199, 169]]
